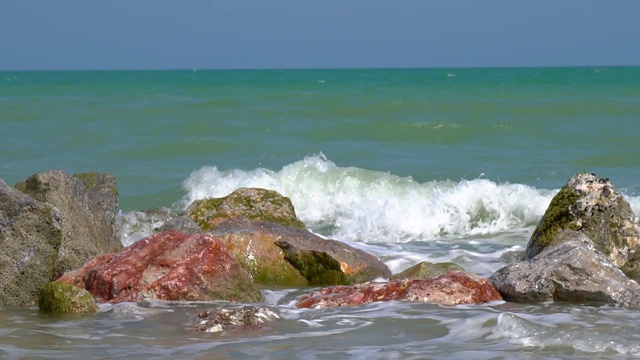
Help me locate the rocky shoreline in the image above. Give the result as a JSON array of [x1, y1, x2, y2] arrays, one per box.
[[2, 170, 640, 332]]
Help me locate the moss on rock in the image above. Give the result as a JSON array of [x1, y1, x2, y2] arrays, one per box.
[[187, 188, 306, 231], [525, 186, 581, 259], [39, 281, 98, 314]]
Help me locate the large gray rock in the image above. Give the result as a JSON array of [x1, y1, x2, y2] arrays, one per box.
[[491, 230, 640, 307], [0, 178, 63, 306], [16, 170, 123, 278], [525, 173, 640, 280]]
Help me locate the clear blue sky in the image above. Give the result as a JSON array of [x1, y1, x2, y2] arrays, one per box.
[[2, 0, 639, 70]]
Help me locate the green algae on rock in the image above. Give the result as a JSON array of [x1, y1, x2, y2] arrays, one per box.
[[209, 218, 308, 287], [186, 187, 306, 231], [525, 173, 640, 280], [39, 281, 98, 314]]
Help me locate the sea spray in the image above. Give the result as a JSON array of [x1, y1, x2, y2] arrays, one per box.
[[179, 154, 556, 243]]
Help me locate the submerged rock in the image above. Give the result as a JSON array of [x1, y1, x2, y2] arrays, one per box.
[[16, 170, 123, 278], [525, 173, 640, 280], [195, 306, 281, 332], [58, 230, 263, 304], [187, 187, 306, 231], [390, 261, 465, 281], [491, 230, 640, 307], [39, 281, 98, 314], [295, 271, 501, 309], [0, 178, 63, 306]]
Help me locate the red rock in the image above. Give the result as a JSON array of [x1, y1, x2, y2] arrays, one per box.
[[58, 230, 263, 304], [295, 271, 502, 309]]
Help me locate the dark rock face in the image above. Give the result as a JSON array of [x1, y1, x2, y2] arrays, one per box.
[[272, 225, 392, 285], [195, 306, 281, 332], [0, 178, 63, 306], [39, 281, 98, 314], [187, 187, 306, 231], [16, 170, 123, 278], [295, 271, 502, 309], [491, 230, 640, 307], [525, 173, 640, 280], [58, 230, 263, 304], [391, 261, 465, 281]]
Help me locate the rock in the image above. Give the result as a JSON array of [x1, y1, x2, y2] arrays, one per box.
[[73, 172, 119, 234], [295, 271, 501, 309], [187, 187, 306, 231], [491, 230, 640, 306], [0, 178, 63, 306], [208, 217, 308, 286], [39, 281, 98, 314], [58, 230, 263, 304], [157, 215, 203, 234], [525, 173, 640, 280], [391, 261, 465, 281], [273, 225, 392, 285], [195, 306, 281, 332], [16, 170, 123, 278]]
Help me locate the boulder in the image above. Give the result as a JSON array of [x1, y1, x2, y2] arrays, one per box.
[[204, 217, 390, 287], [391, 261, 465, 281], [208, 217, 308, 286], [295, 270, 501, 309], [157, 215, 203, 234], [39, 281, 98, 314], [186, 187, 306, 231], [195, 306, 281, 332], [525, 173, 640, 280], [273, 225, 392, 285], [491, 230, 640, 306], [16, 170, 123, 278], [0, 178, 63, 306], [58, 230, 263, 304]]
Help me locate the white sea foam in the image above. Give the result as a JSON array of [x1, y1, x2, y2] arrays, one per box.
[[179, 154, 556, 243]]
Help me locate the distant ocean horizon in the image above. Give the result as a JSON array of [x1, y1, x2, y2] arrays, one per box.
[[2, 66, 640, 358]]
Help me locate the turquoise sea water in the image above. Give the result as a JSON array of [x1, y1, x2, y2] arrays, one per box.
[[2, 67, 640, 359]]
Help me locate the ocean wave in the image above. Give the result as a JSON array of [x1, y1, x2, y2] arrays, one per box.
[[178, 154, 558, 243]]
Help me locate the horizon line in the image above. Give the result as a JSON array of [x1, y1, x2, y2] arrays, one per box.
[[1, 64, 639, 73]]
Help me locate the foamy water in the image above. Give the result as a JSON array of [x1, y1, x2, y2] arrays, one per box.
[[179, 154, 557, 243]]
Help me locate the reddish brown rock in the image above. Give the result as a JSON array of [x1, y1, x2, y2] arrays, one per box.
[[295, 271, 502, 309], [58, 230, 263, 304]]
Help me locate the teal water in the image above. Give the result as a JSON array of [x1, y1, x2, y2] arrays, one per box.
[[2, 67, 640, 211], [2, 67, 640, 359]]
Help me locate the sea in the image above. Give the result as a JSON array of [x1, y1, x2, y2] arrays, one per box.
[[1, 67, 640, 359]]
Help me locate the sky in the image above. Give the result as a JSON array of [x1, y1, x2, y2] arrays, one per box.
[[1, 0, 639, 70]]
